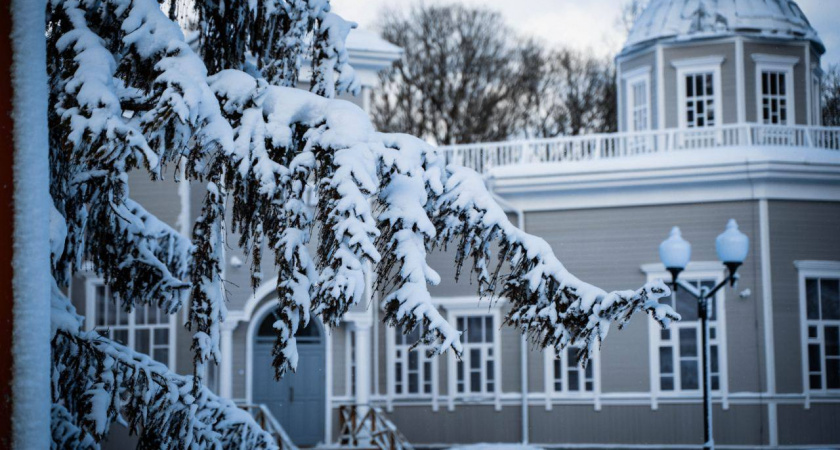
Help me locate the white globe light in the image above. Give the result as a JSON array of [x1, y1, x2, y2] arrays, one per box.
[[660, 226, 691, 270], [716, 219, 749, 264]]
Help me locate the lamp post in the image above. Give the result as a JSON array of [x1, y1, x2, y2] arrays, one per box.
[[659, 219, 749, 450]]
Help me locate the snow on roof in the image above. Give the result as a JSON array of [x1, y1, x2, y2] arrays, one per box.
[[345, 28, 402, 56], [621, 0, 823, 55]]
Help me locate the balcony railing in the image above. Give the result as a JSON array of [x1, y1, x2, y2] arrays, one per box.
[[438, 124, 840, 174]]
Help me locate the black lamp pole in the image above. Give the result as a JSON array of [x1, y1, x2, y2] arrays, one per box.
[[667, 264, 741, 450]]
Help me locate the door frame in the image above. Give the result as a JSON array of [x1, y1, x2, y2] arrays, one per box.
[[246, 300, 332, 444]]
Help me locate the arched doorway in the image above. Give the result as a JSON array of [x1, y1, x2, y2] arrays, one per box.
[[252, 311, 325, 446]]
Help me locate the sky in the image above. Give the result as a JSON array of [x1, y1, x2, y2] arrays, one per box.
[[331, 0, 840, 67]]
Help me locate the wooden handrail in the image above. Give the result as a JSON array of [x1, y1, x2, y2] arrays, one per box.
[[337, 405, 413, 450], [237, 403, 298, 450]]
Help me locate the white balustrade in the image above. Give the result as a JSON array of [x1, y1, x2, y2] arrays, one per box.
[[438, 124, 840, 174]]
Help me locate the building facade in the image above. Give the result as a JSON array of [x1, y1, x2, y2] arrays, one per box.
[[75, 1, 840, 448]]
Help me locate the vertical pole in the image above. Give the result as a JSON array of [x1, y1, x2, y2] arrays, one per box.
[[0, 4, 15, 446], [219, 322, 235, 398], [8, 1, 52, 448], [700, 295, 714, 450]]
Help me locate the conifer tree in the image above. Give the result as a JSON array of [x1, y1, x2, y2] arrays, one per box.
[[46, 0, 678, 447]]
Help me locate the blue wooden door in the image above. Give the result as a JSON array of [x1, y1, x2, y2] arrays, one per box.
[[253, 315, 325, 446]]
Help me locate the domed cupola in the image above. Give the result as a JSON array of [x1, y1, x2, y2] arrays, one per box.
[[616, 0, 825, 134], [621, 0, 823, 56]]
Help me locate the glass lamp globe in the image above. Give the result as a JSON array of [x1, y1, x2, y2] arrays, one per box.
[[716, 219, 749, 264], [660, 226, 691, 270]]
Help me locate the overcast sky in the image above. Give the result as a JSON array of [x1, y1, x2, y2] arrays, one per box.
[[331, 0, 840, 66]]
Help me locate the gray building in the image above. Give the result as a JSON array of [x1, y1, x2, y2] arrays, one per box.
[[77, 1, 840, 448]]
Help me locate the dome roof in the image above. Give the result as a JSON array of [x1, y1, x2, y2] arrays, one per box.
[[621, 0, 823, 55]]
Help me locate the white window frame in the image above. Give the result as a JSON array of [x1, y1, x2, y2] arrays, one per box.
[[543, 344, 601, 410], [443, 297, 503, 411], [643, 262, 729, 410], [795, 260, 840, 404], [84, 277, 177, 370], [385, 323, 438, 400], [752, 54, 798, 126], [673, 56, 724, 130], [623, 66, 652, 133]]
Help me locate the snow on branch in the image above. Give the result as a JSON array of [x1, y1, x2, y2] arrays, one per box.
[[435, 166, 678, 362]]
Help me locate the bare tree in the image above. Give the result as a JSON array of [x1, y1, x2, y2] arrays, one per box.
[[516, 45, 616, 137], [371, 4, 527, 145], [373, 3, 617, 143], [823, 64, 840, 126]]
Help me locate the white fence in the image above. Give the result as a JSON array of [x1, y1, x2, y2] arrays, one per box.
[[439, 124, 840, 174]]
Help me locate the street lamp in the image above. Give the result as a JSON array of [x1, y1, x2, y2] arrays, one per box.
[[659, 219, 749, 450]]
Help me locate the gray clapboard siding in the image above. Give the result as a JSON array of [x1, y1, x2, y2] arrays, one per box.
[[768, 200, 840, 394], [524, 200, 764, 393], [529, 403, 766, 446], [384, 404, 522, 444], [777, 403, 840, 445], [128, 170, 182, 228]]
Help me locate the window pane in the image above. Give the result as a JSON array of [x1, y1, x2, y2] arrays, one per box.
[[809, 343, 822, 372], [681, 360, 699, 389], [711, 375, 719, 390], [660, 347, 673, 374], [827, 359, 840, 389], [408, 372, 418, 393], [661, 329, 671, 340], [810, 374, 822, 390], [705, 74, 713, 95], [136, 329, 150, 355], [554, 359, 562, 384], [680, 328, 698, 357], [826, 326, 839, 357], [711, 345, 719, 373], [470, 349, 481, 369], [470, 372, 481, 392], [807, 279, 820, 319], [485, 317, 493, 343], [154, 328, 169, 346], [809, 326, 818, 338], [661, 375, 674, 391], [821, 279, 839, 320], [486, 360, 494, 384], [467, 317, 482, 343], [676, 291, 698, 321], [568, 369, 580, 391], [96, 286, 107, 327], [395, 362, 402, 382], [153, 348, 169, 365], [408, 351, 418, 370], [114, 329, 128, 346], [686, 76, 693, 97], [136, 304, 147, 324]]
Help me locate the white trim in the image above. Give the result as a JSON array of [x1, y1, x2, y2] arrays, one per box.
[[626, 71, 652, 133], [795, 261, 840, 400], [644, 263, 730, 409], [485, 152, 840, 212], [754, 58, 796, 125], [245, 300, 333, 445], [543, 345, 601, 411], [735, 37, 746, 124], [759, 199, 778, 446], [621, 65, 652, 81], [750, 54, 800, 66], [795, 260, 840, 271], [656, 45, 665, 131], [675, 58, 724, 130], [445, 300, 504, 411], [805, 45, 812, 125], [671, 56, 726, 69], [385, 323, 440, 408]]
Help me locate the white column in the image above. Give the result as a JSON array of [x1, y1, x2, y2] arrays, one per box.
[[219, 320, 237, 399], [351, 321, 372, 406]]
